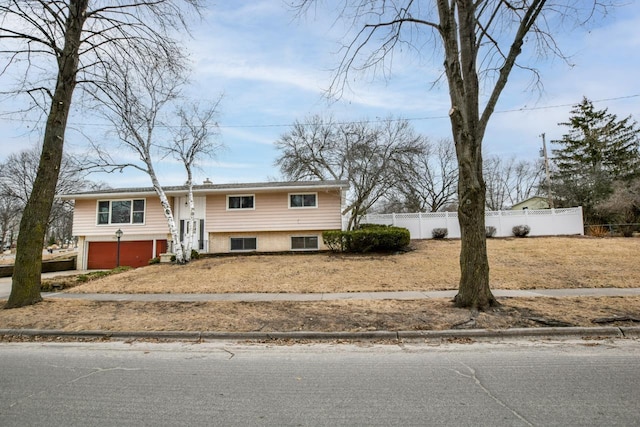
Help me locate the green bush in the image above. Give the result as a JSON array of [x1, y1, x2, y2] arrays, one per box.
[[148, 257, 160, 265], [358, 223, 389, 229], [512, 225, 531, 238], [190, 249, 200, 260], [322, 230, 345, 251], [431, 228, 448, 239], [322, 226, 410, 253]]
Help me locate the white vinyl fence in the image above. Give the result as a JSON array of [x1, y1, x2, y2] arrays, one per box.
[[344, 207, 584, 239]]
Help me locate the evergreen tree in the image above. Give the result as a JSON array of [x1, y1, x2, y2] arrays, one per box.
[[551, 97, 640, 222]]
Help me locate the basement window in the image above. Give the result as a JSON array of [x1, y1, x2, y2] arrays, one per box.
[[291, 236, 319, 251], [230, 237, 257, 251]]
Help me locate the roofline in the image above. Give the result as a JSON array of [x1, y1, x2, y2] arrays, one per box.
[[60, 180, 350, 200]]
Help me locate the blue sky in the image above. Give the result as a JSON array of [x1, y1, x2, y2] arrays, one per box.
[[1, 1, 639, 188]]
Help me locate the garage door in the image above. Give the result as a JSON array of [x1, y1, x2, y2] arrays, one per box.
[[87, 240, 167, 269]]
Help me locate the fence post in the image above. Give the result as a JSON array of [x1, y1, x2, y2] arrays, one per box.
[[445, 212, 449, 236], [418, 212, 423, 239], [392, 212, 396, 227]]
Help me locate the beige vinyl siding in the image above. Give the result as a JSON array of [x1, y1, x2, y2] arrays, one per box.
[[209, 230, 328, 253], [72, 197, 172, 237], [206, 190, 342, 233]]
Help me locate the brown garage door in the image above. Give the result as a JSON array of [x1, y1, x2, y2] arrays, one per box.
[[87, 240, 167, 269]]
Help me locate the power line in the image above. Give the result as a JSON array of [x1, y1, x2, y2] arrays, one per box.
[[0, 94, 638, 129]]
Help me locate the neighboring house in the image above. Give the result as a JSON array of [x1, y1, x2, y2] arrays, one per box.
[[510, 196, 551, 210], [61, 180, 348, 270]]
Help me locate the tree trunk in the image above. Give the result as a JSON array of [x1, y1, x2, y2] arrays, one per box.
[[453, 132, 497, 310], [5, 0, 88, 309]]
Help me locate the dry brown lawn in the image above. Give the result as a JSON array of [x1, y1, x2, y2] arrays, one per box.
[[69, 236, 640, 294], [1, 236, 640, 336], [1, 297, 638, 333]]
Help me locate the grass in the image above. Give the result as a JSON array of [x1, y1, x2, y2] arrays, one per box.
[[63, 236, 640, 294], [1, 236, 639, 336]]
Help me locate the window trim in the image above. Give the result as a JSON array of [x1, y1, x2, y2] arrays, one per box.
[[230, 237, 257, 252], [226, 194, 255, 211], [291, 235, 319, 251], [288, 192, 318, 209], [96, 199, 146, 226]]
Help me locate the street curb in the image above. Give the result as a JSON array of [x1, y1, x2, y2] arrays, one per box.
[[1, 326, 639, 341]]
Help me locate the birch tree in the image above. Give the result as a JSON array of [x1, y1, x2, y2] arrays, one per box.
[[295, 0, 615, 309], [0, 0, 202, 308], [89, 56, 190, 263], [166, 100, 223, 260]]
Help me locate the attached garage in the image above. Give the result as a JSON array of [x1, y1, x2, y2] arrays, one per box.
[[87, 240, 167, 269]]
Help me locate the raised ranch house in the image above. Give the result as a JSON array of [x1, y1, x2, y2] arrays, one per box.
[[61, 180, 349, 270]]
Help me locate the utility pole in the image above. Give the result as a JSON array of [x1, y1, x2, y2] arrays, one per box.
[[540, 133, 554, 209]]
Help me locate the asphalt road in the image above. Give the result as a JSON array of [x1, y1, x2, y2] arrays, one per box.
[[1, 339, 639, 426]]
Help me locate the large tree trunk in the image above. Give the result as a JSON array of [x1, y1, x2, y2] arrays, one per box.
[[438, 0, 497, 310], [453, 133, 497, 310], [5, 0, 88, 309]]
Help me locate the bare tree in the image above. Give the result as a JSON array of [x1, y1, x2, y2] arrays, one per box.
[[275, 115, 427, 228], [165, 100, 224, 260], [294, 0, 613, 309], [88, 54, 192, 263], [392, 138, 458, 212], [87, 56, 224, 264], [484, 156, 544, 210], [0, 0, 202, 308], [0, 195, 20, 250], [0, 146, 95, 244], [596, 179, 640, 235]]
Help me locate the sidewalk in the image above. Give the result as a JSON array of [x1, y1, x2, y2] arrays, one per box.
[[0, 270, 94, 299], [2, 272, 640, 342], [2, 271, 640, 301]]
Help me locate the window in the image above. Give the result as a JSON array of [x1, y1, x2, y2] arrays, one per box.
[[230, 237, 257, 251], [289, 193, 317, 208], [291, 236, 319, 250], [97, 199, 145, 225], [228, 195, 254, 210]]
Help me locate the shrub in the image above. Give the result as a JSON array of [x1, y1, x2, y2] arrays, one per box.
[[190, 249, 200, 260], [431, 228, 448, 239], [587, 225, 609, 237], [358, 223, 389, 229], [148, 257, 160, 265], [322, 226, 410, 253], [512, 225, 531, 238], [322, 230, 345, 252], [485, 226, 497, 238], [618, 225, 635, 238]]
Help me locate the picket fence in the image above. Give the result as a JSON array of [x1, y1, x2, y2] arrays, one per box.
[[343, 207, 584, 239]]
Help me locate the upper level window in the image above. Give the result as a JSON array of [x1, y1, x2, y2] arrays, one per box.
[[228, 195, 254, 210], [97, 199, 145, 225], [289, 193, 317, 208]]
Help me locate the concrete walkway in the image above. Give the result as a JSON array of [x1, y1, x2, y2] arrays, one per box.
[[2, 271, 640, 301], [37, 288, 640, 302]]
